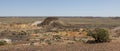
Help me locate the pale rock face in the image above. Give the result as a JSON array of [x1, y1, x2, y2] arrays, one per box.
[[33, 42, 40, 46], [31, 21, 42, 26], [111, 27, 120, 37], [0, 38, 12, 44]]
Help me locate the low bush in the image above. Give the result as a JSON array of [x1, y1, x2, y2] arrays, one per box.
[[0, 41, 6, 46], [87, 28, 110, 42]]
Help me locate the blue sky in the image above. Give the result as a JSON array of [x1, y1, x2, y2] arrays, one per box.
[[0, 0, 120, 16]]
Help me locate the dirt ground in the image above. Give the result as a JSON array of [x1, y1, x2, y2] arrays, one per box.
[[0, 41, 120, 51]]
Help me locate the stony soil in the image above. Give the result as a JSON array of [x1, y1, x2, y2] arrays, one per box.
[[0, 41, 120, 51]]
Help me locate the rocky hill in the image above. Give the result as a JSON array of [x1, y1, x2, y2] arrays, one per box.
[[37, 17, 68, 29]]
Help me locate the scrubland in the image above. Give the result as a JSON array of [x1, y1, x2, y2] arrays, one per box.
[[0, 17, 120, 51]]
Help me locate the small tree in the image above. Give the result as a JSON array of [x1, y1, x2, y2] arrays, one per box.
[[87, 28, 110, 42]]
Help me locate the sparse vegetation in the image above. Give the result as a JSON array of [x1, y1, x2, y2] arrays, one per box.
[[53, 35, 61, 40], [0, 41, 6, 46]]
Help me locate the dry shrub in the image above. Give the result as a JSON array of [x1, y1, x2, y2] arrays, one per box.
[[87, 28, 110, 42]]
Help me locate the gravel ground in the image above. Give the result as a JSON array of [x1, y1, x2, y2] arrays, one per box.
[[0, 41, 120, 51]]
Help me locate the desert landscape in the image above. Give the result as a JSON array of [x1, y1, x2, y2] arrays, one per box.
[[0, 17, 120, 51], [1, 0, 120, 51]]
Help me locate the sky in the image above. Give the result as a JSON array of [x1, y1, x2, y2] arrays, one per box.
[[0, 0, 120, 16]]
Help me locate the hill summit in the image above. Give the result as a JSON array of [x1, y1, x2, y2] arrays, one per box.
[[37, 17, 67, 28]]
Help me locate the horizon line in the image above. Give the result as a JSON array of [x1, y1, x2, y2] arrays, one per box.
[[0, 16, 120, 17]]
